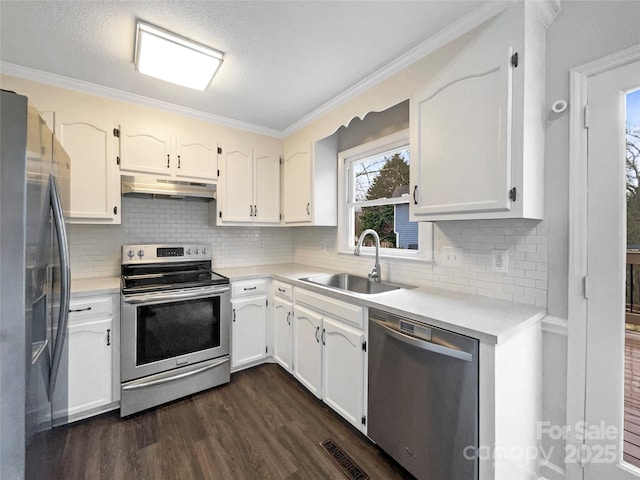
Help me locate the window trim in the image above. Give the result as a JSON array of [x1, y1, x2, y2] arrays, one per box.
[[337, 129, 433, 261]]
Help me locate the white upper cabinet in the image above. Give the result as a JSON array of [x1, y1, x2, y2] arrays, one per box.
[[175, 135, 218, 182], [217, 145, 280, 225], [55, 112, 121, 224], [410, 1, 545, 221], [119, 124, 218, 181], [282, 133, 338, 226]]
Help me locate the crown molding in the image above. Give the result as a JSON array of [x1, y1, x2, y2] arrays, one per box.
[[527, 0, 561, 28], [0, 62, 284, 139], [280, 0, 516, 138]]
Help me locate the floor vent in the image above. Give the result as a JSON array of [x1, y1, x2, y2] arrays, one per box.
[[320, 438, 370, 480]]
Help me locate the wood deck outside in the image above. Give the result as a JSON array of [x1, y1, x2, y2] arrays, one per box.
[[625, 329, 640, 468]]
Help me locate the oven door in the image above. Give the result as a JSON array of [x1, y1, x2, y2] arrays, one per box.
[[121, 285, 230, 382]]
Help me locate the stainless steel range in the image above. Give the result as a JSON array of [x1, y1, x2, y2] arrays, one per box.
[[120, 244, 230, 417]]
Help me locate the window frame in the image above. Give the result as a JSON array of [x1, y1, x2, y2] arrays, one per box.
[[337, 129, 433, 261]]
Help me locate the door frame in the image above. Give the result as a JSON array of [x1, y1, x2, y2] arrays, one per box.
[[567, 44, 640, 480]]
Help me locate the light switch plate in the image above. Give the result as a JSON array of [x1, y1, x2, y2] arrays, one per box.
[[441, 246, 462, 267]]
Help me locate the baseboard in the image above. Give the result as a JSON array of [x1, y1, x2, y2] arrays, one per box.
[[52, 401, 119, 427]]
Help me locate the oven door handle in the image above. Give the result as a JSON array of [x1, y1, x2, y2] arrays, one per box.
[[123, 286, 230, 305], [122, 357, 229, 391]]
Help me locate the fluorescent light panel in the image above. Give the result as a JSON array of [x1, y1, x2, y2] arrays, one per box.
[[135, 22, 224, 91]]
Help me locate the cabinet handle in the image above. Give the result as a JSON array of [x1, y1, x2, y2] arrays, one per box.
[[306, 202, 310, 215], [113, 206, 118, 215], [254, 204, 257, 217], [315, 326, 320, 343], [286, 311, 291, 326], [177, 155, 181, 169], [322, 328, 326, 346], [243, 286, 257, 291], [250, 205, 253, 217], [167, 154, 170, 168], [69, 306, 92, 313], [233, 309, 236, 322], [278, 288, 286, 293], [106, 328, 111, 346], [413, 185, 418, 205]]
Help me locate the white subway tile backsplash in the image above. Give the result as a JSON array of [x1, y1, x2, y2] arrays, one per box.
[[69, 197, 294, 278], [71, 198, 547, 308], [292, 219, 547, 308]]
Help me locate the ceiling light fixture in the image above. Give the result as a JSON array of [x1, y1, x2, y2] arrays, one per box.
[[134, 21, 224, 91]]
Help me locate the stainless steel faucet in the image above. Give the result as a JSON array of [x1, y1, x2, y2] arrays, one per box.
[[354, 229, 381, 282]]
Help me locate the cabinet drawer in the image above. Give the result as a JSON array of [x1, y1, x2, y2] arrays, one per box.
[[69, 296, 113, 322], [273, 280, 293, 301], [294, 288, 364, 329], [232, 279, 267, 298]]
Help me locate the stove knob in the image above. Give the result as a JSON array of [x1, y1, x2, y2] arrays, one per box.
[[194, 248, 199, 254], [137, 249, 145, 259], [127, 249, 135, 259], [202, 248, 208, 255], [186, 248, 192, 255]]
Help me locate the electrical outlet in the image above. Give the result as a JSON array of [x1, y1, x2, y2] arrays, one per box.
[[258, 241, 265, 251], [441, 246, 462, 267], [491, 250, 509, 273]]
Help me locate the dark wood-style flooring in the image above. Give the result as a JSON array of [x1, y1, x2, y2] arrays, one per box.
[[51, 363, 412, 480]]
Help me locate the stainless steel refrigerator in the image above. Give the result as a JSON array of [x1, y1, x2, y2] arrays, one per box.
[[0, 90, 71, 479]]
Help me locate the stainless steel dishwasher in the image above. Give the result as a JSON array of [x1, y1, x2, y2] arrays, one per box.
[[367, 308, 479, 480]]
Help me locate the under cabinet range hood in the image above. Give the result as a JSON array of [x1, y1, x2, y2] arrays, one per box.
[[121, 175, 216, 201]]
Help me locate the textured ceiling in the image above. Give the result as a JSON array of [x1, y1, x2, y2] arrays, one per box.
[[0, 1, 502, 132]]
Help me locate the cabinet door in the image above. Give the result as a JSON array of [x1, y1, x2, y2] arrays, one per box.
[[66, 318, 113, 417], [219, 145, 253, 223], [254, 152, 280, 224], [55, 114, 120, 223], [282, 149, 312, 223], [411, 48, 513, 217], [273, 297, 293, 372], [292, 304, 322, 398], [322, 317, 365, 430], [231, 296, 267, 369], [175, 135, 218, 181], [119, 125, 172, 175]]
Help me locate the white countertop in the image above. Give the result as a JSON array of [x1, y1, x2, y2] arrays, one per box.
[[215, 263, 546, 345], [71, 276, 120, 297]]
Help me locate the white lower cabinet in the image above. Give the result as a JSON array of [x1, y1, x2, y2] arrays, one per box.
[[292, 304, 323, 397], [52, 294, 117, 424], [321, 317, 365, 428], [231, 279, 268, 371], [292, 288, 366, 431], [272, 296, 293, 372]]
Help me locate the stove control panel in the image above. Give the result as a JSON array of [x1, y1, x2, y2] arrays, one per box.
[[122, 244, 212, 264]]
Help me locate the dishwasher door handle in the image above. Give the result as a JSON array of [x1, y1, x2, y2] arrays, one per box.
[[372, 319, 473, 362]]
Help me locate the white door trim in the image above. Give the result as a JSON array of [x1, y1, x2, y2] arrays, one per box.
[[567, 44, 640, 480]]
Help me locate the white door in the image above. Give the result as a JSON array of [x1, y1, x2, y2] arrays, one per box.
[[231, 296, 267, 369], [254, 152, 280, 223], [321, 317, 365, 430], [220, 145, 253, 223], [282, 149, 312, 223], [66, 318, 113, 417], [55, 113, 120, 223], [119, 125, 172, 175], [175, 135, 218, 181], [272, 297, 293, 372], [292, 304, 322, 397], [584, 59, 640, 479]]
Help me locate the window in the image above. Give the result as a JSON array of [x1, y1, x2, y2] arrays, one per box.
[[338, 129, 432, 260]]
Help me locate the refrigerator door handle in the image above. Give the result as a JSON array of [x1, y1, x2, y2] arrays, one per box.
[[48, 174, 70, 399]]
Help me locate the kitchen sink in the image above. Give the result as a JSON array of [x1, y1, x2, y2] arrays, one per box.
[[299, 273, 411, 295]]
